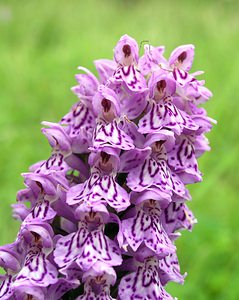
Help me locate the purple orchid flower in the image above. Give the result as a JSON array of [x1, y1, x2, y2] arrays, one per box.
[[138, 44, 167, 76], [169, 44, 195, 72], [0, 35, 215, 299], [118, 256, 175, 300], [114, 34, 139, 66]]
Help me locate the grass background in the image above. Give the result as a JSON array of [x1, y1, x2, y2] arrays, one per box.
[[0, 0, 239, 299]]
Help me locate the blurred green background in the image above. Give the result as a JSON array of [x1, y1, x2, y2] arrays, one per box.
[[0, 0, 239, 299]]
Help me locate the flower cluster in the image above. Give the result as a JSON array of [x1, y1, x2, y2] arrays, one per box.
[[0, 35, 215, 299]]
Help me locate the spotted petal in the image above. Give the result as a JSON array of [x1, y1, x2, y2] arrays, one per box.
[[122, 206, 176, 257], [169, 171, 190, 200], [138, 99, 198, 135], [54, 227, 122, 272], [67, 172, 130, 212], [15, 246, 58, 287], [126, 156, 172, 194], [162, 202, 197, 235], [24, 200, 56, 223], [61, 102, 95, 130], [168, 135, 202, 183], [112, 65, 148, 93], [0, 275, 13, 300], [118, 257, 174, 300], [172, 68, 195, 87], [159, 252, 185, 286], [35, 152, 70, 175], [92, 121, 134, 151], [61, 102, 95, 153]]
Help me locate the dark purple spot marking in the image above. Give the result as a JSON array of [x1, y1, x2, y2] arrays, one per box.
[[122, 44, 131, 57], [178, 51, 187, 63]]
